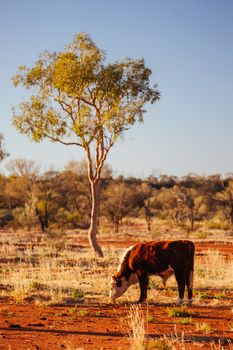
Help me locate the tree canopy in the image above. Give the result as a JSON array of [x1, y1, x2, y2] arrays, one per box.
[[12, 33, 159, 173]]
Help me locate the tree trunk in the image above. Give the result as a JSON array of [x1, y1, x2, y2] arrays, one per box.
[[114, 217, 120, 233], [44, 201, 49, 229], [35, 207, 45, 232], [230, 205, 233, 225], [144, 206, 151, 231], [88, 180, 104, 257]]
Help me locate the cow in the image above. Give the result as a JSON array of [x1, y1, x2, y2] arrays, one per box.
[[109, 240, 195, 305]]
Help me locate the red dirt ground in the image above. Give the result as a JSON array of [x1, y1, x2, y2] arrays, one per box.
[[0, 240, 232, 350]]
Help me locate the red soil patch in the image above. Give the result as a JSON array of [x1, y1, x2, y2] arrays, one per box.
[[0, 299, 232, 350]]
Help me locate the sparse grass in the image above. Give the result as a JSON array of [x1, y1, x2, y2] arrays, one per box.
[[195, 249, 233, 289], [79, 309, 89, 317], [213, 292, 226, 300], [147, 327, 186, 350], [70, 306, 88, 317], [70, 288, 85, 299], [179, 317, 192, 325], [0, 308, 15, 317], [167, 307, 191, 318], [0, 229, 232, 309], [48, 288, 65, 305], [196, 230, 209, 239], [0, 240, 118, 304], [195, 291, 211, 299], [70, 306, 78, 314], [148, 338, 172, 350], [210, 340, 233, 350], [146, 315, 157, 323], [195, 322, 212, 334], [123, 307, 191, 350], [11, 286, 30, 304]]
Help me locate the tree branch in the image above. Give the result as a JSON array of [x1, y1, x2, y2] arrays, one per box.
[[43, 132, 82, 147]]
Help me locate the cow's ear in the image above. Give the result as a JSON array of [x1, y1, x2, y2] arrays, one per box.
[[116, 278, 122, 287]]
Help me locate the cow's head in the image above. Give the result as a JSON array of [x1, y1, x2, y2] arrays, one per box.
[[109, 273, 138, 300]]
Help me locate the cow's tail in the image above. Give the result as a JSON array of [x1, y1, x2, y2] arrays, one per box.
[[186, 241, 195, 304]]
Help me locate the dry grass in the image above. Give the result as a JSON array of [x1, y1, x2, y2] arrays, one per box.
[[195, 249, 233, 290], [0, 228, 232, 350], [0, 237, 119, 304], [123, 306, 187, 350], [0, 229, 232, 306], [126, 305, 146, 350]]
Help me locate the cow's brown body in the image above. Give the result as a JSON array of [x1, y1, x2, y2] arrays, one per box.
[[110, 240, 195, 304]]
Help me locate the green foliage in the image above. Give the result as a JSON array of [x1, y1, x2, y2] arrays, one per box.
[[12, 33, 159, 155], [79, 309, 89, 317], [2, 165, 233, 233], [195, 291, 211, 299], [195, 322, 212, 334], [214, 293, 225, 300], [179, 317, 192, 324], [70, 307, 88, 317], [167, 307, 191, 318], [70, 289, 85, 299], [146, 315, 157, 323]]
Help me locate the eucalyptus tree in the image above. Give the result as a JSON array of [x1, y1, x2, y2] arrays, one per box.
[[12, 33, 160, 256], [214, 178, 233, 225]]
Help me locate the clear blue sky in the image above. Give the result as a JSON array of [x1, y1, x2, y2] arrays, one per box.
[[1, 0, 233, 177]]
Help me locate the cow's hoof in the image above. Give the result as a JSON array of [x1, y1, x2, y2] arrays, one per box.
[[176, 298, 184, 306]]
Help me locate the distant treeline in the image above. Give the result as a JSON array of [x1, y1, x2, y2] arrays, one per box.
[[1, 159, 233, 233]]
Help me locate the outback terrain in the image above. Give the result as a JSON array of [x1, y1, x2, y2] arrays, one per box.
[[0, 224, 232, 350]]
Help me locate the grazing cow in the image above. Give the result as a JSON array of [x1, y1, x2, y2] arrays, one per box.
[[109, 240, 195, 305]]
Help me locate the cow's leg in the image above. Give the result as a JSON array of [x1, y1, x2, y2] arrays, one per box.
[[174, 271, 185, 305], [137, 271, 149, 303], [185, 270, 193, 306]]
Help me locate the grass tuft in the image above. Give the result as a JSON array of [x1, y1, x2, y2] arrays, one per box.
[[195, 322, 212, 334], [127, 305, 146, 350], [167, 307, 191, 318]]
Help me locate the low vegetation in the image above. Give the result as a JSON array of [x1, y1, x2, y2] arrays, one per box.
[[1, 160, 233, 239], [167, 307, 191, 318], [0, 229, 232, 306]]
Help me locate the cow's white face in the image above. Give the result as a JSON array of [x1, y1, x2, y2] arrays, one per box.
[[109, 273, 138, 300]]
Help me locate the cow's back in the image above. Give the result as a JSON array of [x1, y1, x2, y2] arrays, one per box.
[[128, 240, 194, 274]]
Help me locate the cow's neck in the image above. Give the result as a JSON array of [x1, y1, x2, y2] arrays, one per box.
[[117, 249, 133, 281]]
